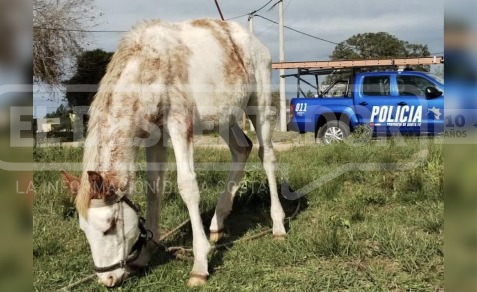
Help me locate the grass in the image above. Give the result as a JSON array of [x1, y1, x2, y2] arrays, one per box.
[[33, 137, 443, 291]]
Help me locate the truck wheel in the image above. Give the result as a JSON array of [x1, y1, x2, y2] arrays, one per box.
[[318, 120, 350, 145]]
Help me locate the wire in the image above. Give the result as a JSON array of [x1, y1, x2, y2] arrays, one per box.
[[226, 13, 249, 21], [255, 0, 292, 36], [251, 0, 274, 15], [255, 14, 342, 46], [34, 26, 127, 33], [226, 0, 273, 21], [267, 0, 282, 11]]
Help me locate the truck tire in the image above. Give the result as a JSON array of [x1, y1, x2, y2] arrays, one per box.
[[317, 120, 350, 145]]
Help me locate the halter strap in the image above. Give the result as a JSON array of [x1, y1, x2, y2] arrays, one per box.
[[91, 196, 148, 274], [93, 232, 146, 273], [89, 194, 140, 210], [121, 196, 141, 213]]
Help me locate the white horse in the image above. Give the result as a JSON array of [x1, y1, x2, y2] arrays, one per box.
[[61, 19, 286, 288]]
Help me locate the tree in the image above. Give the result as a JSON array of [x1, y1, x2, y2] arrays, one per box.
[[33, 0, 101, 85], [325, 32, 431, 83], [45, 104, 72, 131], [64, 49, 113, 107], [330, 32, 430, 61], [41, 104, 74, 142]]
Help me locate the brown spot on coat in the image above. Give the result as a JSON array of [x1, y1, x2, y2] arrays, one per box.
[[132, 99, 139, 112], [185, 114, 194, 143], [190, 19, 247, 84], [189, 19, 210, 28]]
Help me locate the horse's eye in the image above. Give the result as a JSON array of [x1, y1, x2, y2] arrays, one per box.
[[103, 219, 117, 235]]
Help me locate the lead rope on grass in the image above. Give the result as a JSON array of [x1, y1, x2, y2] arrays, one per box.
[[59, 274, 96, 291], [58, 199, 301, 291], [152, 198, 302, 261]]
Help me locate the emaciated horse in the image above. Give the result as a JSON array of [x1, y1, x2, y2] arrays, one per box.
[[61, 19, 286, 288]]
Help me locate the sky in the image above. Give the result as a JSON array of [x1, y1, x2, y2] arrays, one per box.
[[34, 0, 444, 116]]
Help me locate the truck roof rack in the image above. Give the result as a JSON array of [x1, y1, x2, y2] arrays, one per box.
[[273, 56, 444, 98], [272, 56, 444, 70]]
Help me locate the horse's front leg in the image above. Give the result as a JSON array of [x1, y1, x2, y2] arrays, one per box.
[[133, 135, 168, 267], [168, 118, 211, 287]]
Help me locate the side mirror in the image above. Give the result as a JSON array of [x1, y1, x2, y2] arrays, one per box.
[[425, 87, 442, 99]]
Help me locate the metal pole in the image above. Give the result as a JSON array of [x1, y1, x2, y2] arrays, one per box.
[[278, 0, 286, 131], [214, 0, 224, 20]]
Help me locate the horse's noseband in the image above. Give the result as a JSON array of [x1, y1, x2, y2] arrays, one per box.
[[90, 196, 148, 274]]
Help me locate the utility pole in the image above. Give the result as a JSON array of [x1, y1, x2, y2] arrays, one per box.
[[278, 0, 286, 132], [248, 13, 254, 32], [247, 14, 255, 132]]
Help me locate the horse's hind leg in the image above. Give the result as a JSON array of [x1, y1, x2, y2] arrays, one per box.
[[248, 104, 286, 238], [168, 115, 210, 287], [209, 123, 253, 242]]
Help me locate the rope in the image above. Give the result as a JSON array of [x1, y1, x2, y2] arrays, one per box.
[[58, 274, 96, 291], [58, 199, 301, 291], [155, 198, 302, 260], [159, 219, 191, 241]]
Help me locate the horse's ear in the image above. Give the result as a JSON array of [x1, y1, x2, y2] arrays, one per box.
[[87, 171, 103, 192], [87, 171, 120, 199], [60, 170, 80, 197]]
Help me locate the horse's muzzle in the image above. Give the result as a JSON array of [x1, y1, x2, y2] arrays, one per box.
[[98, 269, 128, 287]]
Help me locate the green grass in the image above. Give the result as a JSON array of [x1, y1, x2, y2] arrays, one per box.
[[33, 138, 443, 291]]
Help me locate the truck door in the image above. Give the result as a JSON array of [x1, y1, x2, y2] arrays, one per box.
[[355, 74, 417, 135], [396, 74, 444, 134]]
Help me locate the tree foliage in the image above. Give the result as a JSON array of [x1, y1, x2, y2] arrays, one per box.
[[330, 32, 430, 61], [64, 49, 113, 107], [45, 104, 72, 131], [33, 0, 101, 85], [40, 104, 74, 142], [324, 32, 431, 84]]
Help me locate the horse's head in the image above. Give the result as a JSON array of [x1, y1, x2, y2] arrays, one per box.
[[61, 170, 143, 287]]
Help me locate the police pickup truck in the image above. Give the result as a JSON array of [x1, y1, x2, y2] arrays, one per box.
[[287, 69, 444, 144]]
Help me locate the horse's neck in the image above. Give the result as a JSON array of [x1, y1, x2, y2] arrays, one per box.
[[83, 116, 139, 184]]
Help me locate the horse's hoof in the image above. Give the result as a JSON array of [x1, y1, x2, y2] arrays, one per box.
[[209, 230, 224, 242], [273, 233, 287, 240], [187, 274, 207, 287]]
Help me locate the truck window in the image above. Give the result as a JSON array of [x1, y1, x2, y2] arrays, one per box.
[[362, 76, 390, 96], [397, 75, 436, 96]]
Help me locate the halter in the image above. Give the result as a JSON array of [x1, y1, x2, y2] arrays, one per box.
[[90, 195, 149, 274]]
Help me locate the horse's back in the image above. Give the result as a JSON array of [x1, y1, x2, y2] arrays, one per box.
[[121, 18, 270, 88], [97, 19, 272, 131]]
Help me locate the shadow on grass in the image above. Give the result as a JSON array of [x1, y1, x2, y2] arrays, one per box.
[[135, 183, 308, 278], [206, 184, 308, 275]]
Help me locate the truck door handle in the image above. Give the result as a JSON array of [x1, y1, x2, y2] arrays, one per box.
[[359, 102, 368, 106], [397, 102, 407, 106]]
